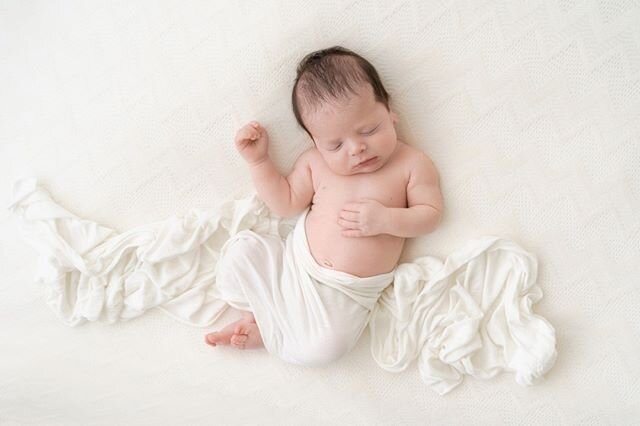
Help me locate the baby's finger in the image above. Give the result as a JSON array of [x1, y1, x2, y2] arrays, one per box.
[[337, 217, 357, 228], [249, 121, 263, 136], [254, 123, 267, 139], [339, 210, 359, 222], [239, 126, 260, 141], [341, 202, 361, 213], [342, 229, 364, 238]]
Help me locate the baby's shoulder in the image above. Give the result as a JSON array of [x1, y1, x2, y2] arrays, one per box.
[[294, 146, 324, 169], [395, 142, 434, 168], [397, 141, 427, 159], [395, 142, 439, 180]]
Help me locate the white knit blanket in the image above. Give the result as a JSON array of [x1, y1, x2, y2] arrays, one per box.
[[9, 177, 557, 395]]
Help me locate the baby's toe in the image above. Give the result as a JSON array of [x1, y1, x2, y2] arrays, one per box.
[[230, 334, 248, 349], [234, 323, 249, 335], [208, 332, 227, 346], [205, 331, 232, 346]]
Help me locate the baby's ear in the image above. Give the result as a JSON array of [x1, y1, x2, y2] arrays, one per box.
[[390, 110, 399, 125]]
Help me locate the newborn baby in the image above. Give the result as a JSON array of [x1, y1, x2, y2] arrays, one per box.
[[205, 46, 444, 354]]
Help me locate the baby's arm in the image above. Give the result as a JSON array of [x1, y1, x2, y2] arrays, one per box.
[[338, 152, 443, 238], [385, 152, 443, 238], [235, 121, 314, 217]]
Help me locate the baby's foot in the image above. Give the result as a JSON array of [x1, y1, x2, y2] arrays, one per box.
[[205, 320, 239, 347], [205, 316, 262, 349], [230, 322, 264, 350]]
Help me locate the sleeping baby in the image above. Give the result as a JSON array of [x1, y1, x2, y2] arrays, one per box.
[[204, 46, 444, 363], [8, 45, 555, 388]]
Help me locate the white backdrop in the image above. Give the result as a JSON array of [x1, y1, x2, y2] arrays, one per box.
[[1, 0, 639, 424]]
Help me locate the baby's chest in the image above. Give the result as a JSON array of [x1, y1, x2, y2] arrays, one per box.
[[313, 169, 409, 208]]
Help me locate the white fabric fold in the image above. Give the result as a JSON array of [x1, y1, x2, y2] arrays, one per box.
[[214, 210, 395, 366], [8, 177, 557, 394], [7, 177, 290, 326], [370, 238, 557, 395]]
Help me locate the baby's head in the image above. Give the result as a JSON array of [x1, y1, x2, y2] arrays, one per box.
[[292, 46, 399, 175]]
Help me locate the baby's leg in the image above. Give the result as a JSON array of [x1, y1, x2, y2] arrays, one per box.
[[208, 233, 278, 350], [204, 311, 263, 350]]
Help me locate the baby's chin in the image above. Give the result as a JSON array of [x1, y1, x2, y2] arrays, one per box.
[[318, 152, 388, 175], [330, 162, 386, 176]]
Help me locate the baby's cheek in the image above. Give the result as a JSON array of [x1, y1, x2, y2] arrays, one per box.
[[373, 131, 390, 146], [339, 156, 350, 172]]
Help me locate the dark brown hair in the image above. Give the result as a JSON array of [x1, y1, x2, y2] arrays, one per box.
[[292, 46, 391, 138]]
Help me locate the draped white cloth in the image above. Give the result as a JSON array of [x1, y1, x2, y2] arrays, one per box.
[[8, 177, 556, 395], [213, 210, 396, 367]]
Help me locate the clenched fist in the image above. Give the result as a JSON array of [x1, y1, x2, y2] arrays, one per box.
[[235, 121, 269, 165]]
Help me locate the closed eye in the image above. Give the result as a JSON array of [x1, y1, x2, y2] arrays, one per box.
[[331, 142, 343, 151], [362, 125, 379, 135]]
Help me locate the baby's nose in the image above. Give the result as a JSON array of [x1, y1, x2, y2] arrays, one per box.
[[349, 141, 367, 155]]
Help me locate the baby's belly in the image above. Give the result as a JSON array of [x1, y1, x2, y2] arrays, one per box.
[[305, 209, 405, 278]]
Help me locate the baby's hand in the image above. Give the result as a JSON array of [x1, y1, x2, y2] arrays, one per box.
[[234, 121, 269, 165], [338, 199, 390, 237]]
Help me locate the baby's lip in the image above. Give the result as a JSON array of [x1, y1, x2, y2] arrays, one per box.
[[355, 156, 378, 168]]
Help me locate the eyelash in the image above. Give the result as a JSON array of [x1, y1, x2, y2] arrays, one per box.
[[363, 126, 379, 135], [330, 126, 379, 151]]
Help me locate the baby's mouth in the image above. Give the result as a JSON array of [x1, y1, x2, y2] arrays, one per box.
[[355, 157, 378, 168]]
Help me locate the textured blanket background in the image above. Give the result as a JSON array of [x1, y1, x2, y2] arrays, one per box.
[[1, 0, 639, 424]]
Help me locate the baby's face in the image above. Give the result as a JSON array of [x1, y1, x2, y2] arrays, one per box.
[[304, 83, 399, 176]]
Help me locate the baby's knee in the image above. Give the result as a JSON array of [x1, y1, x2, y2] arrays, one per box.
[[218, 234, 261, 275], [292, 332, 353, 367]]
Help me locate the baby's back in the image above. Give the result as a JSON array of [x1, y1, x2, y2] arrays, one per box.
[[305, 143, 413, 277]]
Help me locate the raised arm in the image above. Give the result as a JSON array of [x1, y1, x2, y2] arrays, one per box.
[[235, 121, 314, 218], [249, 149, 314, 217]]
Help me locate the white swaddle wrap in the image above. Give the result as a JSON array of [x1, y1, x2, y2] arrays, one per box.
[[213, 210, 395, 366], [8, 177, 557, 395]]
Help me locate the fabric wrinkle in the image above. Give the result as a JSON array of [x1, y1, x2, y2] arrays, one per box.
[[9, 178, 557, 394]]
